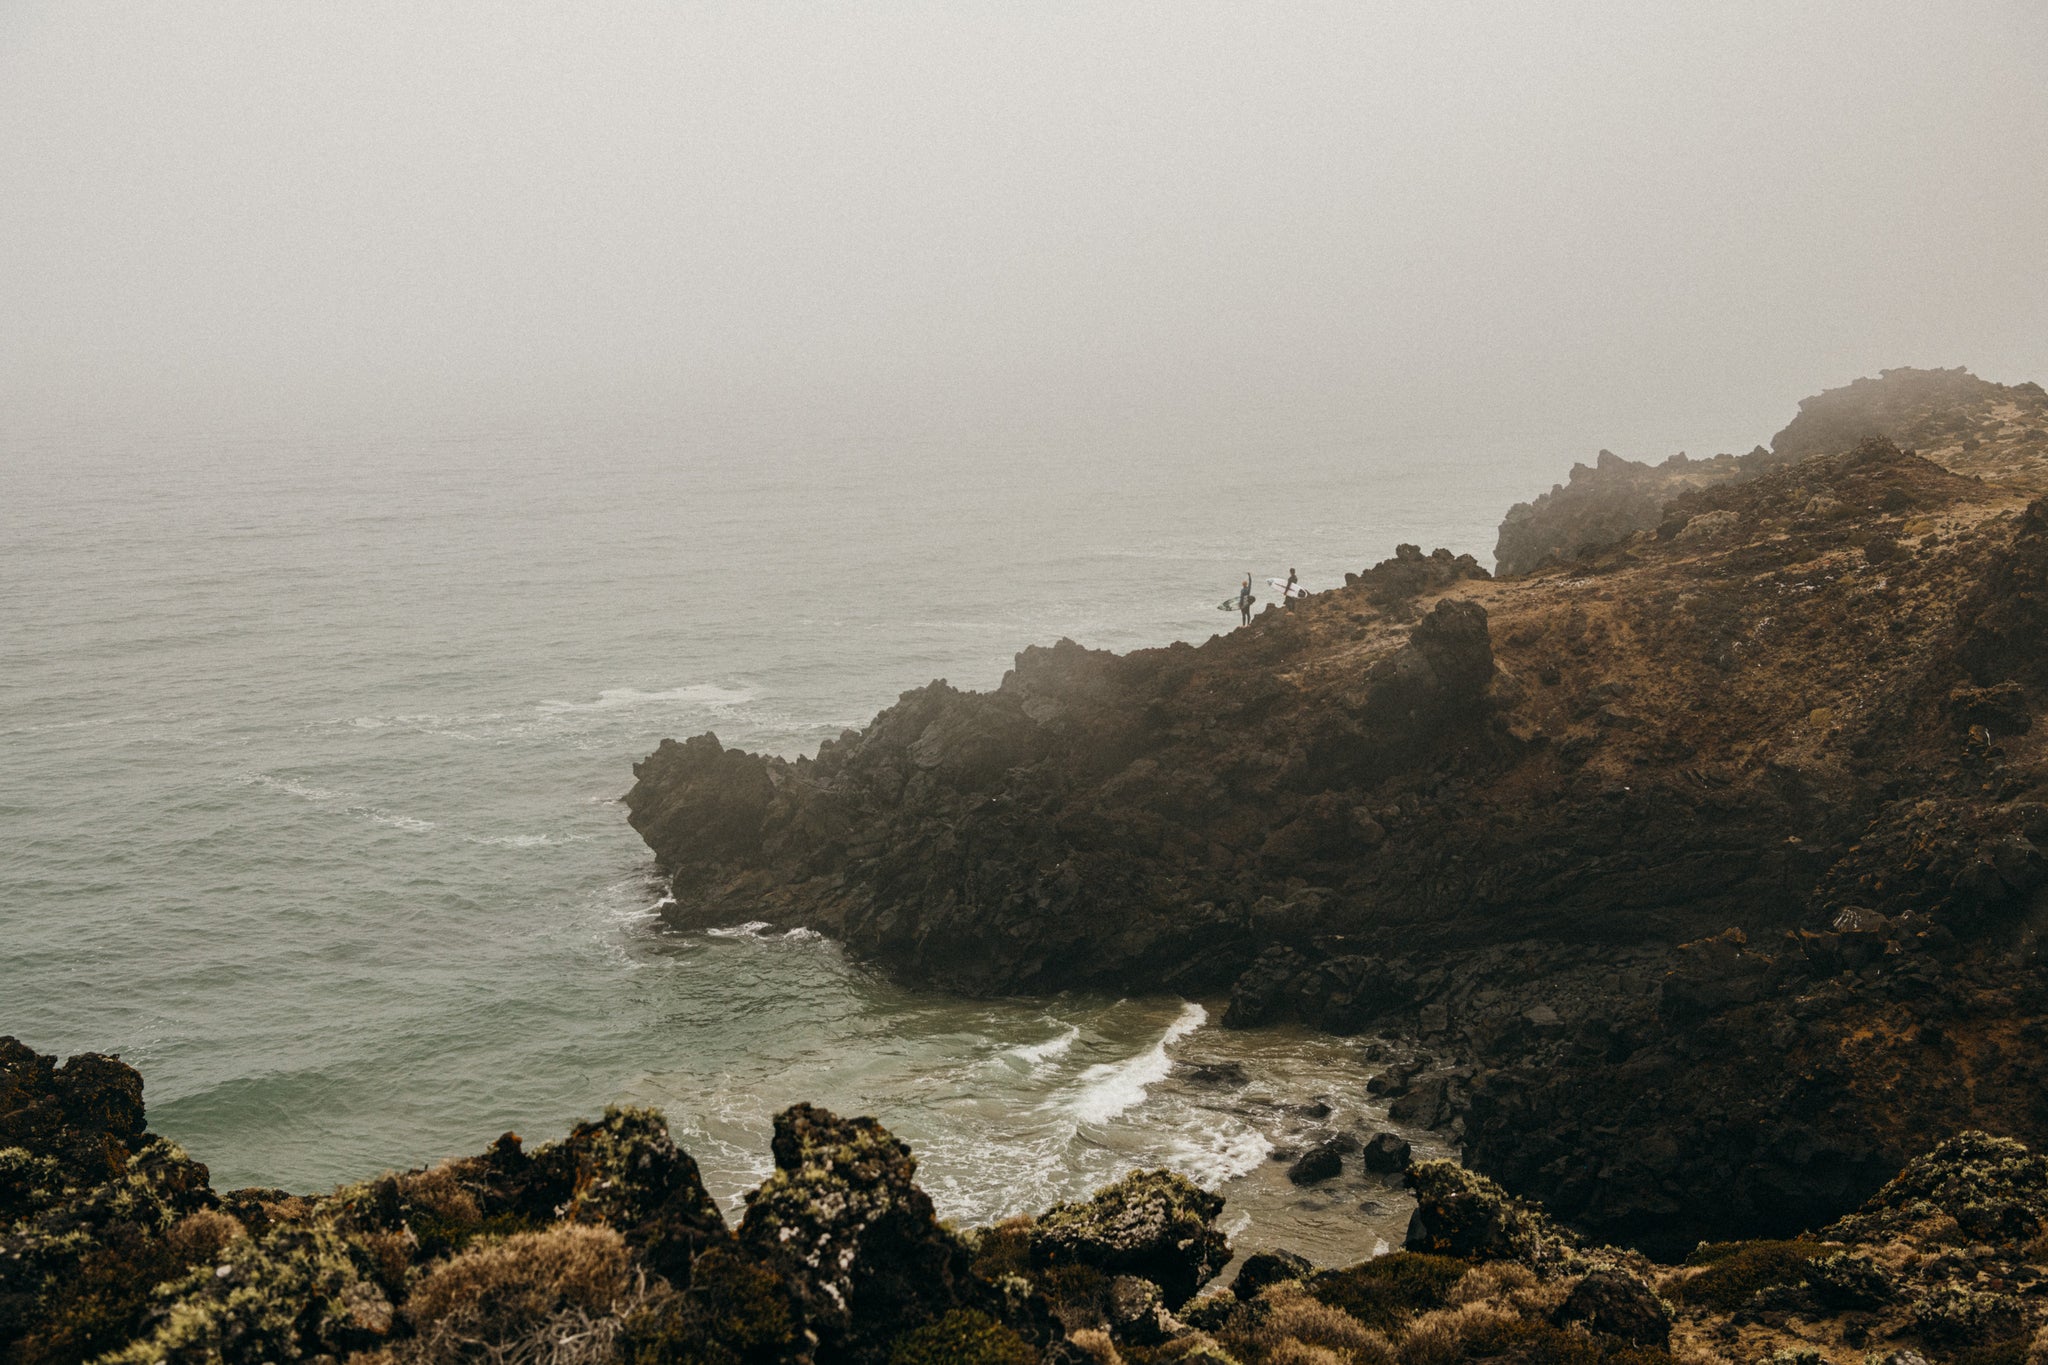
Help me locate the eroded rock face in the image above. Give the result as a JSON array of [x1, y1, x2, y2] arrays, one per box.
[[1029, 1169, 1230, 1308]]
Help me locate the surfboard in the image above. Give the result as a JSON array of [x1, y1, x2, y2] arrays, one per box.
[[1218, 597, 1256, 611], [1267, 578, 1309, 599]]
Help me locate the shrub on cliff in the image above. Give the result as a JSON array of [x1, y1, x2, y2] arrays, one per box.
[[1674, 1240, 1833, 1311], [402, 1223, 642, 1364], [620, 1245, 799, 1365], [886, 1308, 1036, 1365]]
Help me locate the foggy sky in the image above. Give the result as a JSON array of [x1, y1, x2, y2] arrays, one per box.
[[2, 2, 2044, 457]]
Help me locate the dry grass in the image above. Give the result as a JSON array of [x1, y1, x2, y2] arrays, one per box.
[[1246, 1286, 1397, 1365], [1067, 1327, 1124, 1364], [400, 1224, 644, 1365], [1395, 1304, 1518, 1365], [166, 1209, 245, 1262], [1263, 1344, 1349, 1365], [1447, 1263, 1536, 1306]]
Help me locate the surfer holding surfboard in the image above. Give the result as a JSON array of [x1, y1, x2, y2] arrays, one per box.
[[1220, 571, 1305, 626]]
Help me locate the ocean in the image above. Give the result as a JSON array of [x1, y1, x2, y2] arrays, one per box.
[[1, 395, 1521, 1263]]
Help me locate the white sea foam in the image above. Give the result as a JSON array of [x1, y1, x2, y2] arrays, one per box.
[[779, 927, 822, 942], [238, 773, 342, 802], [1162, 1124, 1271, 1191], [705, 921, 773, 938], [1069, 1001, 1206, 1125], [367, 812, 435, 832], [535, 684, 757, 714], [1008, 1023, 1081, 1067]]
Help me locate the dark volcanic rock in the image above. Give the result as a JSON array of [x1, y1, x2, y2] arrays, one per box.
[[1361, 1132, 1412, 1173], [1496, 446, 1788, 577], [1286, 1141, 1347, 1187], [0, 1037, 149, 1206], [738, 1102, 987, 1362], [477, 1105, 728, 1282], [1553, 1268, 1671, 1346], [1232, 1247, 1314, 1300], [1030, 1170, 1230, 1308], [1402, 1159, 1585, 1273]]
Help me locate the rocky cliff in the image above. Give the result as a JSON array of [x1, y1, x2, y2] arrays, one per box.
[[15, 1038, 2048, 1365], [630, 370, 2048, 1254], [1493, 366, 2048, 576]]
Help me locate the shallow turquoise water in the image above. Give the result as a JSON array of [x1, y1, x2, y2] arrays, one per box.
[[1, 399, 1508, 1259]]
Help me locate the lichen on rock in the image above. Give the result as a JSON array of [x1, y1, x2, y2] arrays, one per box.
[[1029, 1170, 1230, 1309]]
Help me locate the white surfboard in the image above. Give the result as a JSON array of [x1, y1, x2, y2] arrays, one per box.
[[1267, 577, 1309, 599]]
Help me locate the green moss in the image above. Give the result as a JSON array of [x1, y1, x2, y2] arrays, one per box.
[[1674, 1241, 1831, 1311], [623, 1244, 797, 1365], [967, 1219, 1034, 1284], [11, 1231, 187, 1365], [97, 1223, 392, 1365], [1305, 1251, 1470, 1331], [408, 1206, 538, 1261], [886, 1309, 1036, 1365]]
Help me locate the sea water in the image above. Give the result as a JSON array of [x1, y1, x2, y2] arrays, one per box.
[[0, 396, 1522, 1262]]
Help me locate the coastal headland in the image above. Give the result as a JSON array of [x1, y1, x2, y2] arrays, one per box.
[[629, 368, 2048, 1256]]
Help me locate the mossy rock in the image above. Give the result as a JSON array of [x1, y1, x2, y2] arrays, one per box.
[[738, 1104, 985, 1357], [886, 1308, 1035, 1365], [1403, 1160, 1584, 1272], [1674, 1240, 1832, 1312], [1827, 1132, 2048, 1247], [1304, 1251, 1469, 1331], [1910, 1284, 2026, 1348], [1030, 1169, 1229, 1308]]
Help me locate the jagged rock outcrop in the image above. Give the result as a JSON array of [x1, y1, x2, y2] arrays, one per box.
[[1495, 445, 1789, 577], [1493, 366, 2048, 577], [738, 1103, 990, 1363], [629, 594, 1501, 996], [0, 1040, 1100, 1365], [19, 1040, 2048, 1365]]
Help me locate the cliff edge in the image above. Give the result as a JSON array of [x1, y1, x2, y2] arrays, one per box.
[[629, 374, 2048, 1252]]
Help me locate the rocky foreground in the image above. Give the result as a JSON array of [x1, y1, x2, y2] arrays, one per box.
[[628, 367, 2048, 1256], [11, 1037, 2048, 1365]]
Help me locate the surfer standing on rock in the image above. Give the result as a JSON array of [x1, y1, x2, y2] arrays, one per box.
[[1238, 574, 1254, 625]]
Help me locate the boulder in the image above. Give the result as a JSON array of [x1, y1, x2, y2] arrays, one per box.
[[1287, 1142, 1347, 1187], [1552, 1268, 1671, 1346], [1403, 1160, 1585, 1273], [1030, 1170, 1230, 1308], [1232, 1248, 1314, 1300], [1361, 1133, 1413, 1174]]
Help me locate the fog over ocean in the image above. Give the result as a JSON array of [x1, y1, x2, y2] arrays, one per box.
[[4, 0, 2042, 1267]]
